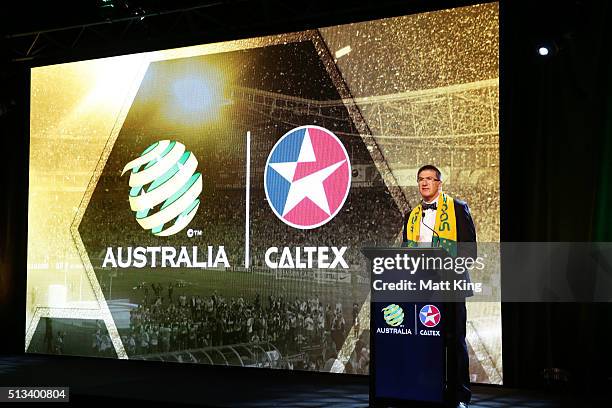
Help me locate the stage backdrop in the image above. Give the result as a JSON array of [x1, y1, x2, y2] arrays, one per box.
[[25, 2, 501, 383]]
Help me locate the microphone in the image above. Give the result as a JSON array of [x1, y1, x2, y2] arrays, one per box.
[[421, 207, 440, 247]]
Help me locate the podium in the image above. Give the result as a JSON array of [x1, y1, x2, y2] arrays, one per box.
[[363, 247, 459, 408]]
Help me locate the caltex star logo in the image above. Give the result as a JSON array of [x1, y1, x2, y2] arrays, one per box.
[[419, 304, 441, 328], [264, 125, 351, 229]]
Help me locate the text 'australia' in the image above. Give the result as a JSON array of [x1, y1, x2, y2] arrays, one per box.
[[101, 246, 229, 268]]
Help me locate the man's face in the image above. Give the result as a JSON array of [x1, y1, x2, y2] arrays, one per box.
[[417, 169, 442, 202]]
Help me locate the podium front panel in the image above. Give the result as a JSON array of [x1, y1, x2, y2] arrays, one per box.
[[372, 301, 446, 405]]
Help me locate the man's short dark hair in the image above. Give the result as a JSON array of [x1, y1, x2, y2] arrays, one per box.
[[417, 164, 442, 181]]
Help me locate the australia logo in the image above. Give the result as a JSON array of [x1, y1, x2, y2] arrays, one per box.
[[264, 125, 351, 229], [382, 304, 404, 327], [121, 140, 202, 236], [419, 304, 441, 328]]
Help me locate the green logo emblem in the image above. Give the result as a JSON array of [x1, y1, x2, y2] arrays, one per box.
[[122, 140, 202, 236], [382, 304, 404, 327]]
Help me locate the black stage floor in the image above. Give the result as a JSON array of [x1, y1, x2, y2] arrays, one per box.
[[0, 354, 608, 407]]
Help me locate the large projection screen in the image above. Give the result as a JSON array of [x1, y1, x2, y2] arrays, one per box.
[[26, 2, 501, 384]]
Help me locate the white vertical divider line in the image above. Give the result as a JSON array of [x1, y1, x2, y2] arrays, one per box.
[[415, 304, 418, 335], [245, 130, 251, 269]]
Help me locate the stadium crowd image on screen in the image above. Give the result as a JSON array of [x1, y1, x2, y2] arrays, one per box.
[[26, 2, 501, 384]]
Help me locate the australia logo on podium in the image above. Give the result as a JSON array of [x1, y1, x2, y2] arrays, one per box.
[[419, 305, 441, 328], [382, 304, 405, 327], [376, 304, 412, 335]]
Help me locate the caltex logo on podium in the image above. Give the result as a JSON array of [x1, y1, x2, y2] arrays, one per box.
[[419, 304, 441, 328]]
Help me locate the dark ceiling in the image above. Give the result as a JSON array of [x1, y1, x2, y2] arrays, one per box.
[[0, 0, 488, 65]]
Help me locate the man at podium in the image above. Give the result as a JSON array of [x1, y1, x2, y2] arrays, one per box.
[[403, 164, 476, 408]]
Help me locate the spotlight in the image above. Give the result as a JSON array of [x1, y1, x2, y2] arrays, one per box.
[[537, 41, 560, 58], [538, 46, 550, 56]]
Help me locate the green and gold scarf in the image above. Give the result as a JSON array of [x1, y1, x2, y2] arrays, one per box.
[[405, 192, 458, 256]]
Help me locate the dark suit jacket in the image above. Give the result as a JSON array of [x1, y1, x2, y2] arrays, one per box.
[[453, 198, 477, 258], [402, 197, 477, 297], [451, 198, 477, 297]]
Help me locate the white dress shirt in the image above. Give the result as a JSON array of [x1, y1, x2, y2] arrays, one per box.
[[418, 194, 439, 244]]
